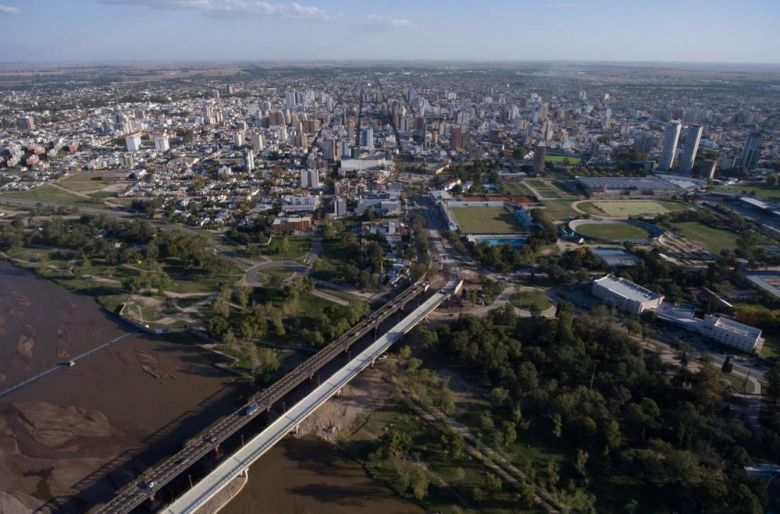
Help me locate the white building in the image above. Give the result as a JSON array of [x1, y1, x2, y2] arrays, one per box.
[[592, 275, 664, 315], [125, 132, 142, 152], [154, 135, 170, 153], [245, 149, 255, 172], [679, 124, 703, 175], [250, 132, 264, 151], [659, 120, 682, 171], [300, 169, 320, 189], [698, 315, 763, 353], [333, 196, 347, 218], [233, 131, 244, 147], [281, 194, 319, 212]]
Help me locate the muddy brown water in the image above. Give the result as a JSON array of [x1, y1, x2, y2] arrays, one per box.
[[0, 261, 240, 513], [223, 436, 424, 514], [0, 262, 422, 514]]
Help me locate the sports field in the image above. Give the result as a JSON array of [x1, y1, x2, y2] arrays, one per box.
[[579, 200, 686, 217], [545, 154, 582, 165], [575, 222, 650, 242], [671, 221, 739, 253], [450, 207, 524, 234]]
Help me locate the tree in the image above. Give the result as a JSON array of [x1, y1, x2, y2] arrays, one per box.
[[767, 362, 780, 403], [500, 420, 517, 447], [721, 355, 734, 374], [517, 482, 536, 507], [574, 449, 589, 478], [485, 473, 502, 494], [552, 413, 563, 438], [440, 429, 465, 459], [626, 319, 641, 337]]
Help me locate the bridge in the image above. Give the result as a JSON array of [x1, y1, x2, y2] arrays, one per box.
[[95, 278, 459, 514], [159, 279, 461, 513]]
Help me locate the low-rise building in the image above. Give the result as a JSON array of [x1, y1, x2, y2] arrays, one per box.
[[592, 274, 664, 315], [272, 215, 312, 234], [698, 315, 763, 353]]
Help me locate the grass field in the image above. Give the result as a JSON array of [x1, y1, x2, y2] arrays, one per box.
[[535, 200, 578, 221], [57, 172, 112, 192], [501, 182, 534, 197], [261, 236, 311, 261], [576, 222, 650, 241], [0, 185, 104, 207], [545, 154, 581, 165], [715, 185, 780, 199], [510, 291, 552, 312], [579, 200, 687, 217], [670, 221, 739, 253], [526, 178, 571, 198], [450, 207, 524, 234]]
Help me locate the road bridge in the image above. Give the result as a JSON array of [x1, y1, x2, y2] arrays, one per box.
[[159, 278, 461, 514], [95, 278, 441, 514]]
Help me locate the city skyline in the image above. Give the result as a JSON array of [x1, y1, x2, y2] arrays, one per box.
[[1, 0, 779, 64]]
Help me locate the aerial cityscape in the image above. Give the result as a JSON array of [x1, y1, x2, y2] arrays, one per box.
[[1, 1, 780, 514]]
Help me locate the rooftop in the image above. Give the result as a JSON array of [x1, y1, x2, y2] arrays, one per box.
[[593, 274, 663, 303]]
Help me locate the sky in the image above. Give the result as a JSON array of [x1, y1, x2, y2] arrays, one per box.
[[0, 0, 779, 64]]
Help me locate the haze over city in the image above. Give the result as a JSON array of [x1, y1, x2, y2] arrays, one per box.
[[2, 1, 780, 514], [1, 0, 780, 63]]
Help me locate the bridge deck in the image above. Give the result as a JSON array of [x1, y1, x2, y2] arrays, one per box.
[[160, 288, 450, 514]]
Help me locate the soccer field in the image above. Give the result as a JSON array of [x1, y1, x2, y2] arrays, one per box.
[[575, 222, 650, 241], [580, 200, 685, 217], [671, 221, 739, 253], [450, 207, 524, 234]]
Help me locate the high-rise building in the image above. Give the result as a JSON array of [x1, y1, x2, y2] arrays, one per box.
[[16, 116, 35, 131], [679, 124, 703, 175], [154, 134, 170, 153], [245, 149, 255, 172], [450, 127, 464, 151], [533, 145, 546, 174], [233, 131, 244, 147], [333, 196, 347, 218], [250, 132, 264, 151], [300, 169, 320, 189], [285, 91, 297, 109], [634, 133, 657, 155], [659, 120, 682, 170], [360, 127, 374, 149], [322, 137, 340, 161], [125, 132, 142, 152], [741, 132, 761, 170]]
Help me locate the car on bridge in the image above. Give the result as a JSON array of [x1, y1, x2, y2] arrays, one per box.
[[242, 403, 260, 416]]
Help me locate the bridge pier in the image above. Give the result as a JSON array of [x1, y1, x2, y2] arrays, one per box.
[[240, 467, 250, 479], [335, 388, 343, 398]]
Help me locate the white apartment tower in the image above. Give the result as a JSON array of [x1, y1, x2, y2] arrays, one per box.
[[125, 132, 142, 152], [659, 120, 682, 170], [679, 124, 703, 175], [300, 169, 320, 189], [245, 149, 255, 172], [154, 134, 170, 153]]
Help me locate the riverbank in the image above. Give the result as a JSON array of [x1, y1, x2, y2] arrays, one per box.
[[0, 261, 243, 513]]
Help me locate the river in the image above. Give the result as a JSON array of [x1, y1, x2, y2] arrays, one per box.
[[0, 261, 422, 514], [223, 437, 424, 514], [0, 261, 241, 513]]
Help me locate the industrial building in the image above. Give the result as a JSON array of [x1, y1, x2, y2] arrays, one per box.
[[592, 274, 664, 315]]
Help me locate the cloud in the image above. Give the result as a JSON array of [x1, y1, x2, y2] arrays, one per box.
[[97, 0, 411, 27], [0, 3, 20, 14], [546, 2, 578, 7]]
